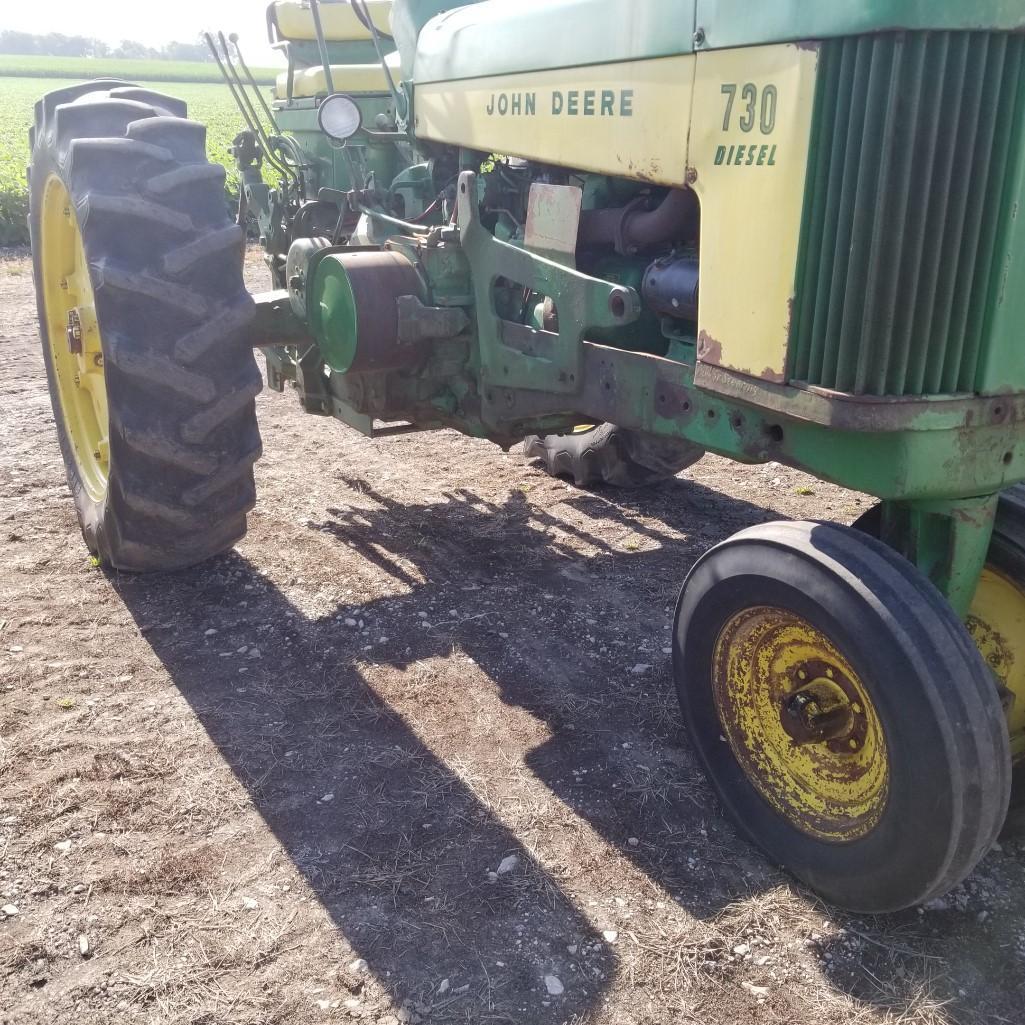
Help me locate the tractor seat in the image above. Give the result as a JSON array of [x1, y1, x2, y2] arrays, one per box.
[[274, 49, 400, 98], [270, 1, 393, 43]]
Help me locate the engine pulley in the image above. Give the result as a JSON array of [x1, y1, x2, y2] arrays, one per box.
[[309, 249, 427, 374]]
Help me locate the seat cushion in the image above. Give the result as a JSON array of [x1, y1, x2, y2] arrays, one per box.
[[274, 51, 400, 99], [272, 1, 393, 42]]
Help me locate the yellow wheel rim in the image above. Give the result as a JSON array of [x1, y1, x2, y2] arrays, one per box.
[[39, 174, 109, 502], [968, 567, 1025, 761], [712, 607, 889, 842]]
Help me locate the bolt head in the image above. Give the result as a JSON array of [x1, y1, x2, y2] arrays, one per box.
[[66, 309, 83, 354]]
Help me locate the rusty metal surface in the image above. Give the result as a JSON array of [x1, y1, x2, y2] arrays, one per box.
[[693, 359, 1025, 433]]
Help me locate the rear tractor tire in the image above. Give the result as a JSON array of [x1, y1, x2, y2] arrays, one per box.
[[524, 424, 703, 488], [29, 81, 262, 572], [673, 520, 1011, 912]]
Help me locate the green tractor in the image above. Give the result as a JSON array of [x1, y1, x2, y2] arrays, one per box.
[[28, 0, 1025, 912]]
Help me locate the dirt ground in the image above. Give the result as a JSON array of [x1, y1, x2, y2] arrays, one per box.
[[2, 245, 1024, 1025]]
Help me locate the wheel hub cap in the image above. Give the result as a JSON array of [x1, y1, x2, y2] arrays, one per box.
[[712, 606, 889, 842]]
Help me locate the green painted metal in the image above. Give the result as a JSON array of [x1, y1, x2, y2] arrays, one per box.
[[872, 496, 999, 617], [695, 0, 1025, 52], [310, 257, 361, 372], [976, 50, 1025, 394], [274, 99, 399, 201], [457, 172, 643, 395], [391, 0, 481, 79], [789, 31, 1025, 397], [409, 0, 696, 84], [243, 1, 1025, 619], [288, 39, 382, 68]]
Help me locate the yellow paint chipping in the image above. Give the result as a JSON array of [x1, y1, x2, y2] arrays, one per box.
[[968, 567, 1025, 761], [689, 43, 820, 383], [712, 606, 889, 842]]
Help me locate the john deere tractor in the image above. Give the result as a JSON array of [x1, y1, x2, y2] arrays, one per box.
[[29, 0, 1025, 912]]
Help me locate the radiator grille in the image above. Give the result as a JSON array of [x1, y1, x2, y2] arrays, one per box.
[[788, 32, 1025, 396]]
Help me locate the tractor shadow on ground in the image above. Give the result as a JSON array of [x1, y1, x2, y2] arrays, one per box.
[[112, 471, 1023, 1024]]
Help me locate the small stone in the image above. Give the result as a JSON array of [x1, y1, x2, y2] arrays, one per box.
[[319, 793, 335, 803], [241, 896, 259, 911], [566, 944, 577, 955], [78, 934, 90, 957], [733, 943, 750, 956], [8, 645, 23, 653], [54, 840, 72, 852], [204, 629, 218, 636], [1, 904, 19, 917], [73, 883, 86, 894], [742, 982, 770, 999], [628, 837, 639, 846], [486, 871, 499, 883], [754, 955, 770, 966], [544, 974, 564, 996], [602, 930, 619, 943], [237, 646, 248, 654], [396, 1008, 412, 1023], [345, 618, 357, 627], [316, 999, 331, 1010], [349, 957, 369, 973], [923, 898, 949, 912], [497, 855, 520, 875], [249, 647, 261, 659], [630, 664, 651, 675], [437, 979, 450, 994]]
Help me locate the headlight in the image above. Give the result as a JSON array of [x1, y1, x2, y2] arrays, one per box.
[[318, 93, 362, 141]]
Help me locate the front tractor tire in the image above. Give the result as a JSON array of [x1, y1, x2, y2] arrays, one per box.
[[674, 521, 1010, 913], [524, 424, 703, 488], [30, 82, 262, 572]]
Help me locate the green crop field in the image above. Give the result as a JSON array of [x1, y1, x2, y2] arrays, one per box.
[[0, 75, 276, 244], [0, 55, 276, 85]]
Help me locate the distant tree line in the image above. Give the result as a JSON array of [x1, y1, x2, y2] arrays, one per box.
[[0, 31, 212, 62]]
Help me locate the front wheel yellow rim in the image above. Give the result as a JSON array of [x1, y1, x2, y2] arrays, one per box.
[[712, 607, 890, 842], [39, 174, 109, 502]]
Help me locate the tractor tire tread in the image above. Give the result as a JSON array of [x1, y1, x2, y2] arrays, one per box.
[[30, 83, 262, 572], [524, 423, 703, 489]]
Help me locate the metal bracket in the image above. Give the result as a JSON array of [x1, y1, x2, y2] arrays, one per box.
[[877, 495, 1000, 617], [396, 295, 469, 344], [456, 171, 641, 395]]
